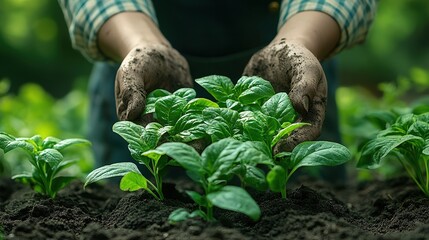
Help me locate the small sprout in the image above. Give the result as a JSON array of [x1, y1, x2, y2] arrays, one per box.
[[158, 138, 264, 222], [358, 113, 429, 197], [0, 132, 90, 198]]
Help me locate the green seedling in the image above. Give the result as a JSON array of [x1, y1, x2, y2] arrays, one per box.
[[0, 132, 90, 198], [196, 75, 306, 146], [85, 121, 171, 200], [267, 141, 352, 198], [358, 113, 429, 197], [143, 76, 308, 147], [144, 88, 216, 143], [157, 138, 271, 222]]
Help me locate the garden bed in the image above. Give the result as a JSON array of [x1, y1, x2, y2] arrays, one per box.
[[1, 174, 429, 240]]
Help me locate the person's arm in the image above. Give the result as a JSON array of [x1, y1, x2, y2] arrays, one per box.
[[244, 0, 377, 152], [276, 0, 378, 59], [58, 0, 193, 122], [98, 12, 169, 62], [57, 0, 159, 61], [274, 11, 340, 61]]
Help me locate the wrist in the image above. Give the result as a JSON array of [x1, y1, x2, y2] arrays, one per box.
[[98, 12, 170, 61], [274, 11, 340, 60]]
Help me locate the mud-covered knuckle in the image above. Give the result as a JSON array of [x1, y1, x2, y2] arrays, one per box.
[[244, 45, 294, 92], [243, 49, 269, 77]]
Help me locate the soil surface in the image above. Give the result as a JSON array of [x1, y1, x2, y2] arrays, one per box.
[[1, 174, 429, 240]]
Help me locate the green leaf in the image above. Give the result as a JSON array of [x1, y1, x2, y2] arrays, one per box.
[[156, 142, 203, 176], [144, 89, 171, 114], [51, 176, 75, 196], [0, 132, 15, 149], [391, 114, 415, 133], [186, 190, 206, 206], [85, 162, 141, 187], [113, 121, 145, 149], [234, 76, 275, 105], [266, 165, 287, 193], [30, 135, 43, 146], [271, 122, 311, 147], [262, 92, 297, 124], [170, 113, 206, 142], [142, 149, 164, 162], [5, 139, 35, 154], [195, 75, 234, 102], [291, 141, 352, 170], [408, 120, 429, 139], [168, 208, 205, 223], [225, 99, 243, 111], [183, 98, 219, 114], [113, 121, 151, 163], [54, 159, 78, 175], [38, 148, 63, 168], [244, 141, 273, 159], [203, 108, 239, 142], [364, 110, 397, 129], [120, 172, 148, 192], [239, 111, 279, 143], [202, 138, 243, 182], [12, 172, 33, 180], [168, 208, 191, 223], [53, 138, 90, 151], [242, 165, 268, 191], [142, 149, 167, 169], [358, 135, 424, 169], [154, 95, 187, 125], [41, 137, 61, 149], [241, 141, 273, 165], [173, 88, 196, 102], [238, 111, 265, 142], [207, 185, 260, 221], [142, 122, 164, 149]]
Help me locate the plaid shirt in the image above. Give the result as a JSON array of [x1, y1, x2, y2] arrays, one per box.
[[58, 0, 377, 61]]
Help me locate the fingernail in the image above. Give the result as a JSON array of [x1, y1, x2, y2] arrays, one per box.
[[302, 96, 309, 112]]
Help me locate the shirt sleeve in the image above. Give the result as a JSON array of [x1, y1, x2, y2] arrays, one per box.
[[278, 0, 377, 55], [58, 0, 158, 61]]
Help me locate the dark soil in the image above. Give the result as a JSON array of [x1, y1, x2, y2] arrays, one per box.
[[1, 174, 429, 240]]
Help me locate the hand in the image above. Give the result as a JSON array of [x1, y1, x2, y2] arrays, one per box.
[[243, 39, 327, 153], [115, 44, 193, 122]]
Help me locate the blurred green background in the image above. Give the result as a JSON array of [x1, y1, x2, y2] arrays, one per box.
[[1, 0, 429, 178]]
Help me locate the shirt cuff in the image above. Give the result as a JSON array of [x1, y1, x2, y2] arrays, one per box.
[[278, 0, 377, 55], [68, 0, 158, 61]]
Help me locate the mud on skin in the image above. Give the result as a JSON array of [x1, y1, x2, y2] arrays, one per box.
[[115, 44, 193, 123], [244, 39, 327, 152]]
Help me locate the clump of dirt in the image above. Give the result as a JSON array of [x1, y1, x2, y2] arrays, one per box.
[[1, 175, 428, 240]]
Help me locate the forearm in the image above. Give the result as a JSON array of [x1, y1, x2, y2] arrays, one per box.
[[274, 11, 340, 61], [98, 12, 169, 62]]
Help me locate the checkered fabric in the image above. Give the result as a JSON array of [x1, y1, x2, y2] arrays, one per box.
[[58, 0, 376, 61]]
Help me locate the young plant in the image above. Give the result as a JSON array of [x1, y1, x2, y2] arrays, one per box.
[[358, 113, 429, 197], [194, 75, 309, 147], [143, 88, 216, 143], [0, 132, 90, 198], [85, 121, 171, 200], [156, 138, 271, 222], [267, 141, 352, 198]]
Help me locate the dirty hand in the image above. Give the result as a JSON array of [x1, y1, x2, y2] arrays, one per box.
[[115, 44, 193, 122], [243, 39, 327, 153]]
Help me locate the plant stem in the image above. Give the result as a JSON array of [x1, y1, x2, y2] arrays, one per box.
[[155, 172, 164, 200], [206, 203, 214, 221], [424, 156, 429, 196], [146, 180, 161, 200]]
